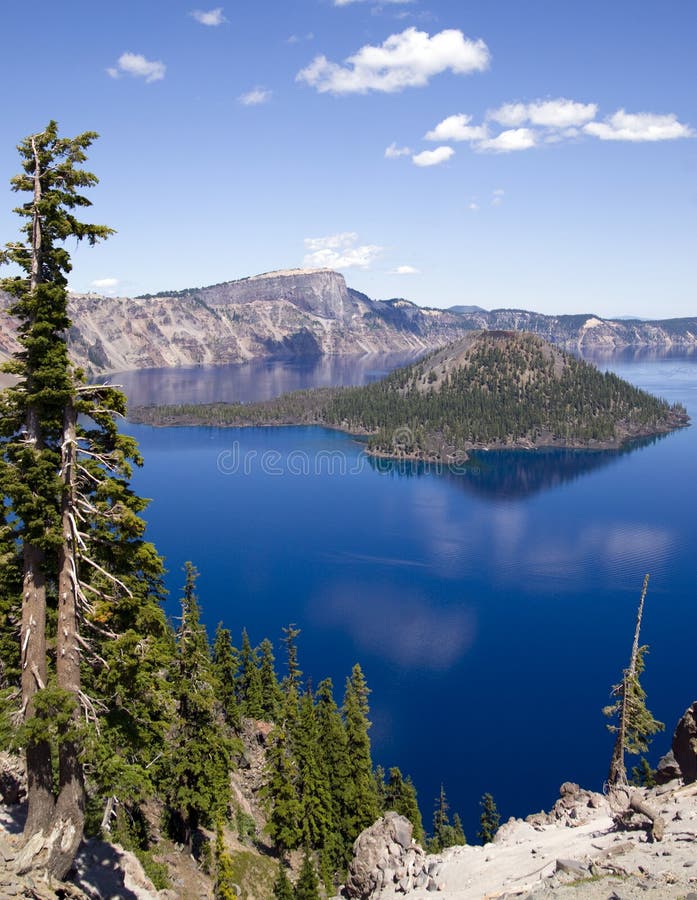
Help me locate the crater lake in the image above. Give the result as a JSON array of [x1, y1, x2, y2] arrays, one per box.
[[119, 349, 697, 840]]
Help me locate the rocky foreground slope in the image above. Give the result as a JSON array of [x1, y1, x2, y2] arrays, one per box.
[[1, 268, 696, 376]]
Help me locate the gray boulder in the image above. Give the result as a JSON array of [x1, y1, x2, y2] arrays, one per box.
[[344, 812, 427, 899], [655, 749, 682, 784], [672, 701, 697, 783]]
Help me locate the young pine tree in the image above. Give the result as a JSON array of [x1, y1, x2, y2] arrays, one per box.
[[294, 851, 321, 900], [478, 793, 500, 845], [272, 863, 294, 900]]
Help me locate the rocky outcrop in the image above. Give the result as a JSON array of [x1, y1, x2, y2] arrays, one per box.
[[2, 269, 696, 376], [672, 701, 697, 783], [344, 812, 432, 899]]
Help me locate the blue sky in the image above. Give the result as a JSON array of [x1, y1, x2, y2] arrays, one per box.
[[1, 0, 695, 317]]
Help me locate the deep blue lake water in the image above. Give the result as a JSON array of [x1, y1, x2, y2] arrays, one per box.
[[120, 350, 697, 840]]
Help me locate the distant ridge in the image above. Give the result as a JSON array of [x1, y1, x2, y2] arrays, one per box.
[[1, 268, 696, 375]]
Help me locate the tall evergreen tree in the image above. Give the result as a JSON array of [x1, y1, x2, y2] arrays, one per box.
[[164, 563, 234, 850], [212, 623, 241, 729], [281, 623, 303, 695], [314, 678, 351, 870], [262, 716, 302, 853], [0, 122, 171, 879], [259, 637, 283, 720], [239, 628, 264, 719], [342, 664, 380, 839], [294, 691, 333, 850]]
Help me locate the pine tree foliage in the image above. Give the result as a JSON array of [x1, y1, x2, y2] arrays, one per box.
[[272, 862, 295, 900], [281, 623, 303, 695], [239, 628, 264, 719], [294, 851, 321, 900], [212, 623, 241, 729], [0, 121, 178, 880], [259, 637, 283, 720], [163, 563, 236, 849], [604, 574, 665, 786], [342, 664, 380, 838], [428, 785, 466, 852], [478, 793, 500, 844], [214, 819, 237, 900], [381, 767, 425, 845]]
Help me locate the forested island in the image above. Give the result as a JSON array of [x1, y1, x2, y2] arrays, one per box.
[[131, 331, 689, 462]]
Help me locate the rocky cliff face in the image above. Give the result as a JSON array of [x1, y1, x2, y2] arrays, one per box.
[[1, 268, 695, 375]]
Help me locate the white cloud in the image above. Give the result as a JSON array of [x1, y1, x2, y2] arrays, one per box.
[[90, 277, 120, 295], [392, 265, 420, 274], [424, 113, 488, 142], [303, 232, 383, 269], [492, 188, 505, 206], [385, 142, 412, 158], [468, 202, 479, 211], [296, 27, 490, 95], [475, 128, 537, 153], [238, 87, 272, 106], [190, 8, 226, 26], [107, 52, 166, 82], [288, 32, 314, 44], [489, 98, 597, 128], [412, 146, 454, 167], [584, 109, 694, 142]]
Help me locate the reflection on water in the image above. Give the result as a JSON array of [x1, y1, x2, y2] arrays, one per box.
[[367, 435, 668, 500], [123, 350, 697, 841], [113, 351, 424, 408]]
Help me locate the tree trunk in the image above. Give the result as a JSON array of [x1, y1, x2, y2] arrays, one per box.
[[48, 402, 85, 879], [607, 575, 650, 787], [21, 409, 55, 839]]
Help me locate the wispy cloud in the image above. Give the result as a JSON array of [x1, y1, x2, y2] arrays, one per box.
[[488, 98, 597, 128], [385, 142, 412, 159], [412, 146, 454, 167], [89, 277, 120, 295], [425, 113, 488, 142], [476, 128, 537, 153], [584, 110, 694, 142], [414, 98, 693, 159], [238, 87, 272, 106], [107, 52, 166, 82], [392, 265, 420, 274], [297, 27, 489, 95], [190, 7, 227, 26], [303, 232, 383, 269], [287, 32, 314, 44], [492, 188, 505, 206]]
